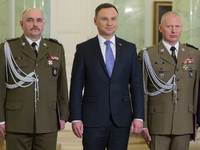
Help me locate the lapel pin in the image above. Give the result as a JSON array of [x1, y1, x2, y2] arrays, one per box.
[[161, 49, 164, 52], [119, 43, 122, 46], [22, 42, 25, 46], [43, 43, 47, 47], [182, 48, 185, 51]]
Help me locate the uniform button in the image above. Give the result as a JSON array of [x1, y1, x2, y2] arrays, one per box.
[[177, 89, 179, 92], [36, 64, 39, 67], [36, 75, 39, 78], [177, 98, 179, 101]]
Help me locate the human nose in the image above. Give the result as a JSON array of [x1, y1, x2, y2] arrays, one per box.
[[33, 20, 38, 26], [107, 19, 112, 26], [172, 26, 176, 33]]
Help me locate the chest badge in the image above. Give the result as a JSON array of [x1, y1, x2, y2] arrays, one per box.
[[159, 71, 164, 79], [48, 60, 53, 65], [183, 64, 188, 71]]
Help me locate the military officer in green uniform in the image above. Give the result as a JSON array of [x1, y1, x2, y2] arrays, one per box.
[[139, 11, 200, 150], [0, 8, 68, 150]]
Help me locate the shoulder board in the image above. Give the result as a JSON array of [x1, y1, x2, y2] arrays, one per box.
[[185, 43, 198, 50], [4, 37, 19, 43], [143, 45, 156, 50], [45, 38, 62, 46]]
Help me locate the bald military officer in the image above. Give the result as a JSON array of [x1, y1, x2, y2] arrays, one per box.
[[0, 8, 68, 150], [139, 11, 200, 150]]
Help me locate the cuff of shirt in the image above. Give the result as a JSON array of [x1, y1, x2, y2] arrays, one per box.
[[72, 120, 82, 123], [0, 122, 5, 125]]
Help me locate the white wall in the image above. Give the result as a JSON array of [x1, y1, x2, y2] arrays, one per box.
[[50, 0, 114, 130]]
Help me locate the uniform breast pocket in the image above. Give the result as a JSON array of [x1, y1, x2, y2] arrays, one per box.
[[153, 64, 170, 79], [14, 58, 29, 73], [182, 64, 196, 78], [46, 60, 60, 81]]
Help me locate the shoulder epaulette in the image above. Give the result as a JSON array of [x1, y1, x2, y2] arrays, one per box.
[[5, 37, 19, 43], [185, 43, 198, 50], [46, 38, 62, 46]]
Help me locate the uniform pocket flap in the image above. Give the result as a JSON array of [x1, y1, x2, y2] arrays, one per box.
[[5, 102, 22, 110], [154, 64, 170, 71]]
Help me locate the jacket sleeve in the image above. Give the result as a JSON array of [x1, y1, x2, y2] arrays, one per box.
[[57, 45, 69, 121]]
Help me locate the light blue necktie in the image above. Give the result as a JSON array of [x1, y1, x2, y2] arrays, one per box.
[[105, 40, 114, 77]]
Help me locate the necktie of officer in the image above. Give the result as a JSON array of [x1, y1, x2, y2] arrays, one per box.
[[31, 42, 38, 57], [170, 46, 177, 63], [105, 40, 114, 77]]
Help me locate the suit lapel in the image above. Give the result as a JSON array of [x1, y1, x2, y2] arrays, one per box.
[[111, 37, 122, 77], [37, 38, 49, 61], [91, 36, 109, 76], [158, 42, 176, 66], [176, 44, 187, 68], [20, 35, 36, 60]]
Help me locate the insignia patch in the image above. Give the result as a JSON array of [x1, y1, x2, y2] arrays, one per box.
[[189, 71, 193, 78], [52, 67, 57, 77]]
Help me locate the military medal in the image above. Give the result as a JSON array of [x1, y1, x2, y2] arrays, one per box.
[[52, 67, 57, 77], [48, 60, 53, 65], [183, 65, 188, 70]]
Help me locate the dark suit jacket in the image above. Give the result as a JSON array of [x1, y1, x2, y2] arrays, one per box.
[[0, 35, 69, 133], [69, 36, 144, 127]]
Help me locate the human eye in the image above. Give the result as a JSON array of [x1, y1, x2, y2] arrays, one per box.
[[101, 17, 107, 21], [37, 18, 43, 22], [27, 18, 33, 22], [111, 17, 117, 21]]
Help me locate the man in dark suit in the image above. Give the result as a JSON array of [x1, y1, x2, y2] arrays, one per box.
[[139, 11, 200, 150], [0, 8, 68, 150], [69, 3, 144, 150]]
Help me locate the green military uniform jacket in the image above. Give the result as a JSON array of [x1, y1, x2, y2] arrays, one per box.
[[0, 35, 69, 134], [139, 41, 200, 135]]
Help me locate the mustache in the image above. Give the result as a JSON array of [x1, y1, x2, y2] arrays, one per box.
[[31, 26, 40, 31]]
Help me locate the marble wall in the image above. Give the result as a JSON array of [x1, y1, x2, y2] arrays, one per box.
[[114, 0, 144, 51], [0, 0, 50, 42], [173, 0, 200, 48]]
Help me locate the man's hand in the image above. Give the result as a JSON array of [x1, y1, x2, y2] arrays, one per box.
[[141, 128, 151, 148], [0, 124, 6, 139], [58, 120, 66, 131], [72, 121, 83, 138], [130, 120, 143, 134]]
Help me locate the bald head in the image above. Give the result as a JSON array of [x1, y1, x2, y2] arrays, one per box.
[[22, 8, 44, 20], [158, 11, 182, 46], [20, 8, 45, 41], [160, 11, 182, 25]]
